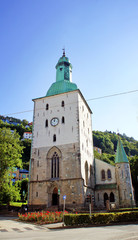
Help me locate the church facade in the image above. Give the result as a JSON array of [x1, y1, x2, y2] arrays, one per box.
[[28, 51, 135, 210]]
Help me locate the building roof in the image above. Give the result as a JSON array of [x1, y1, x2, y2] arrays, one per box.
[[115, 137, 129, 164], [19, 169, 29, 173], [46, 80, 78, 97]]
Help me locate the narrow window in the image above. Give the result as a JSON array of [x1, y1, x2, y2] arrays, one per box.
[[46, 104, 49, 110], [45, 119, 48, 127], [51, 152, 59, 178], [36, 192, 38, 197], [38, 149, 39, 156], [53, 134, 56, 142], [107, 169, 111, 179], [101, 170, 105, 180], [37, 161, 39, 167], [37, 175, 38, 181], [85, 161, 88, 185], [62, 116, 65, 123], [61, 101, 64, 107]]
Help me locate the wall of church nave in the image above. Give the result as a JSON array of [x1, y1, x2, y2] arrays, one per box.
[[95, 159, 116, 185], [95, 190, 119, 209]]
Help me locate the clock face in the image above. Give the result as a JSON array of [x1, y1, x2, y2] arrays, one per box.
[[51, 118, 59, 126]]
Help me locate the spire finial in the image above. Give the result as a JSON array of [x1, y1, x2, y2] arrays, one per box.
[[62, 48, 65, 57]]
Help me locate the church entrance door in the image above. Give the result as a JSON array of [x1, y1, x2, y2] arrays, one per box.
[[52, 187, 58, 206]]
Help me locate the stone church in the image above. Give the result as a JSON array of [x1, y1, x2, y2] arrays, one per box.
[[28, 51, 135, 210]]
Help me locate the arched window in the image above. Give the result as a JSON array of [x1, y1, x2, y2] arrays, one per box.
[[46, 104, 49, 110], [101, 170, 105, 181], [110, 192, 115, 202], [104, 193, 108, 206], [62, 116, 65, 124], [45, 119, 48, 127], [85, 161, 88, 185], [107, 169, 111, 179], [61, 101, 64, 107], [51, 152, 59, 178], [53, 134, 56, 142]]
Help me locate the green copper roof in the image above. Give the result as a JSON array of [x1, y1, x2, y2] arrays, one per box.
[[115, 137, 129, 164], [46, 80, 78, 97], [46, 50, 78, 97]]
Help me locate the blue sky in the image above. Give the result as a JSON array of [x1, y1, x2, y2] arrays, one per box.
[[0, 0, 138, 140]]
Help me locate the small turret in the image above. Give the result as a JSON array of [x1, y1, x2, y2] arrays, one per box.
[[115, 137, 135, 207]]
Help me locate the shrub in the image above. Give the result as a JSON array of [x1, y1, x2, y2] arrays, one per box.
[[64, 211, 138, 226]]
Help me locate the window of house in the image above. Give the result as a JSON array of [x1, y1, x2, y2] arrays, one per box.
[[51, 152, 59, 178], [62, 116, 65, 123], [37, 161, 39, 167], [36, 192, 38, 197], [61, 101, 64, 107], [45, 119, 48, 127], [46, 104, 49, 110], [53, 134, 56, 142], [101, 170, 105, 181], [37, 175, 38, 181], [107, 169, 112, 179]]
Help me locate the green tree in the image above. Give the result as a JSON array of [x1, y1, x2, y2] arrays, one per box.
[[129, 156, 138, 203], [20, 178, 28, 201], [0, 128, 23, 203]]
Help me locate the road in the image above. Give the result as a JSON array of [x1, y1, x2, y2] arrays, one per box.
[[0, 216, 138, 240]]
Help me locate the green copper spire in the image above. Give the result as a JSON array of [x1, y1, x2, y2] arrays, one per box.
[[46, 50, 78, 97], [115, 137, 129, 164]]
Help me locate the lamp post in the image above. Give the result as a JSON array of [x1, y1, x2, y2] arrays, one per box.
[[130, 192, 132, 209]]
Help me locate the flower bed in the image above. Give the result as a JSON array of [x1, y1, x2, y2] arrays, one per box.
[[18, 211, 68, 224]]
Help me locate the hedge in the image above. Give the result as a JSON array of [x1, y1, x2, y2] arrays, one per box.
[[64, 211, 138, 226]]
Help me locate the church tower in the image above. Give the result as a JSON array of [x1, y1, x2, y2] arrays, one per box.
[[115, 137, 135, 207], [29, 51, 94, 209]]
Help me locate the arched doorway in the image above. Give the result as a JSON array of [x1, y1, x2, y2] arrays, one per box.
[[52, 187, 58, 206], [104, 193, 108, 206], [110, 192, 115, 202]]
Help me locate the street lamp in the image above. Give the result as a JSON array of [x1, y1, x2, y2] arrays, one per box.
[[130, 192, 132, 209]]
